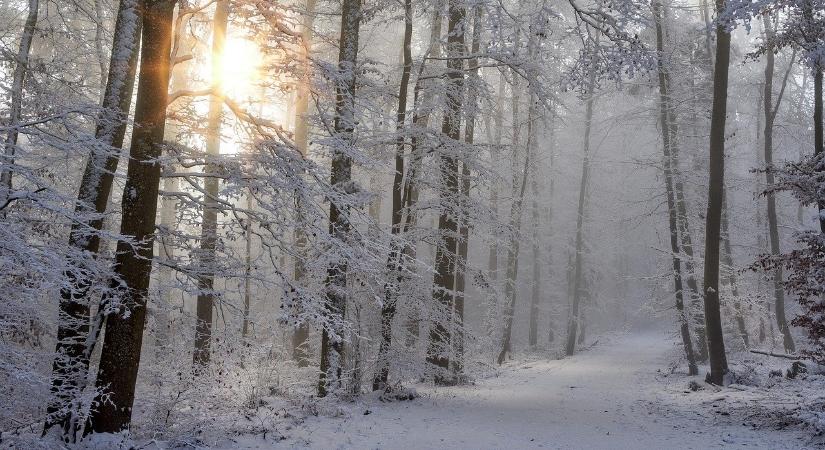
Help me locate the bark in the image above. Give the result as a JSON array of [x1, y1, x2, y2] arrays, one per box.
[[653, 0, 698, 375], [291, 0, 317, 367], [565, 68, 597, 357], [193, 0, 230, 368], [452, 4, 482, 376], [85, 0, 176, 433], [318, 0, 361, 397], [0, 0, 38, 204], [44, 0, 142, 439], [816, 67, 824, 232], [528, 170, 541, 348], [403, 6, 442, 347], [426, 0, 465, 382], [488, 74, 505, 282], [762, 16, 795, 352], [496, 98, 535, 365], [721, 192, 748, 347], [702, 0, 731, 385], [373, 0, 413, 391], [498, 25, 540, 363], [242, 194, 253, 338]]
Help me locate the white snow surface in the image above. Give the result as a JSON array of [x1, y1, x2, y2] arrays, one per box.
[[213, 331, 818, 449]]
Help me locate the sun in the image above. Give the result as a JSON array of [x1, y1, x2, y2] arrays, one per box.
[[216, 37, 260, 98]]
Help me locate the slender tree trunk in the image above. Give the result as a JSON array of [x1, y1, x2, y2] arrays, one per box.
[[488, 74, 505, 282], [242, 194, 253, 338], [496, 102, 535, 365], [702, 0, 731, 385], [451, 4, 482, 376], [498, 24, 541, 363], [318, 0, 362, 397], [403, 6, 442, 347], [565, 69, 597, 357], [193, 0, 230, 368], [762, 17, 795, 352], [85, 0, 176, 433], [373, 0, 413, 391], [426, 0, 465, 382], [528, 171, 541, 348], [0, 0, 38, 204], [291, 0, 317, 368], [720, 192, 748, 347], [815, 67, 824, 232], [653, 0, 698, 375], [44, 0, 142, 439]]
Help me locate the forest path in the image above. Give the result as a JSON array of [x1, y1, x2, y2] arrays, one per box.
[[239, 331, 811, 449]]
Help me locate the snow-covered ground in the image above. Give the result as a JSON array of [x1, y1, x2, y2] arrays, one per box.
[[212, 331, 820, 449]]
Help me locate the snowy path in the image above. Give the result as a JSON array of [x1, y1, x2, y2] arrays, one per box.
[[233, 331, 813, 449]]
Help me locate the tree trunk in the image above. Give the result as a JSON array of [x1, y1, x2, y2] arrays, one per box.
[[488, 74, 505, 282], [291, 0, 317, 368], [815, 67, 824, 232], [373, 0, 413, 391], [44, 0, 142, 439], [496, 101, 534, 365], [498, 24, 540, 363], [653, 0, 698, 375], [0, 0, 38, 205], [528, 171, 541, 348], [565, 68, 597, 357], [721, 192, 748, 347], [85, 0, 176, 433], [318, 0, 362, 397], [761, 16, 795, 353], [702, 0, 731, 385], [193, 0, 230, 368], [403, 5, 442, 347], [426, 0, 465, 382], [242, 194, 253, 338]]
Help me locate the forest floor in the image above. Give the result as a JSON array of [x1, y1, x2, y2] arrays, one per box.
[[210, 330, 824, 449]]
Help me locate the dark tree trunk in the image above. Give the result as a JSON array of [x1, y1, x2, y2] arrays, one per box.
[[373, 0, 413, 391], [702, 0, 731, 385], [815, 67, 824, 232], [762, 16, 795, 353], [426, 0, 465, 382], [653, 0, 698, 375], [85, 0, 176, 433], [193, 0, 230, 368], [318, 0, 361, 397], [44, 0, 142, 439]]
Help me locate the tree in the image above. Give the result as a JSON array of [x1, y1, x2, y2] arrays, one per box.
[[373, 0, 413, 392], [318, 0, 362, 398], [653, 0, 698, 375], [43, 0, 142, 439], [761, 15, 796, 353], [427, 0, 465, 383], [701, 0, 731, 385], [85, 0, 177, 433], [0, 0, 38, 208]]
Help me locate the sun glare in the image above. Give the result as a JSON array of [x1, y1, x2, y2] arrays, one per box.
[[217, 37, 260, 98]]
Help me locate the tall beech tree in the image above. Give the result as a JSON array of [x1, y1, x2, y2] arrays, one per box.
[[44, 0, 142, 439], [426, 0, 465, 382], [318, 0, 362, 397], [85, 0, 177, 433], [702, 0, 731, 385]]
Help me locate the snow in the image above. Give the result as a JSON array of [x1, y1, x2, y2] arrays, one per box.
[[210, 331, 817, 449]]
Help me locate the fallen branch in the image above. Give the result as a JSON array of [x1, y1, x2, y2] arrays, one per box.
[[749, 349, 802, 360]]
